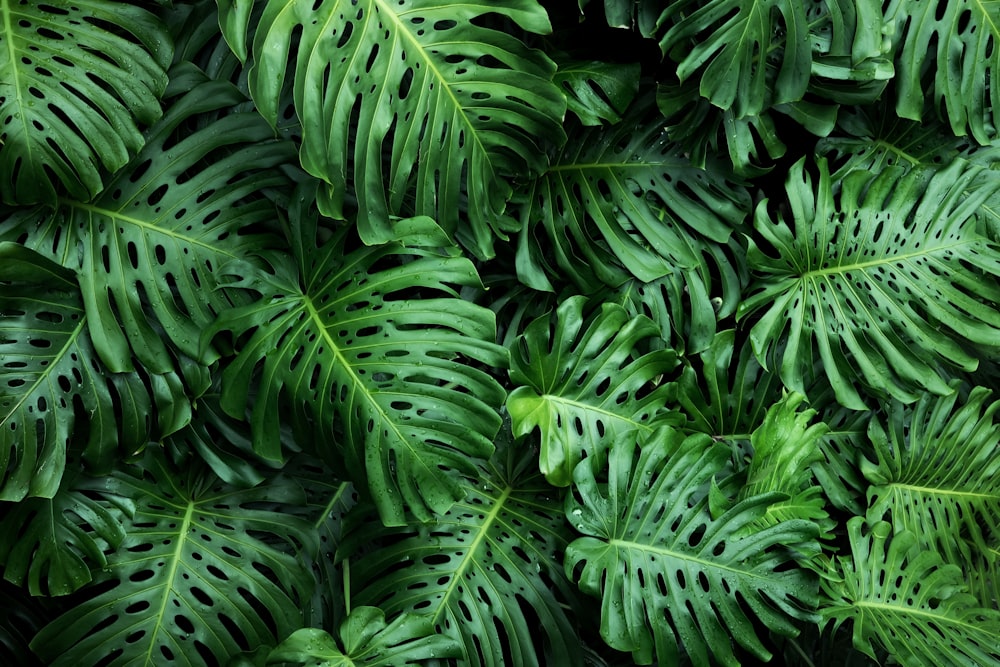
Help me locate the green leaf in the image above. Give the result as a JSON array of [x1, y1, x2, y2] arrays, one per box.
[[347, 432, 583, 667], [822, 518, 1000, 666], [0, 0, 171, 203], [1, 79, 294, 374], [0, 243, 189, 500], [740, 157, 1000, 409], [30, 451, 316, 667], [862, 386, 1000, 565], [552, 58, 640, 126], [224, 0, 566, 259], [507, 296, 678, 487], [565, 426, 819, 667], [0, 471, 126, 596], [514, 92, 749, 290], [264, 609, 459, 666], [209, 186, 507, 525], [886, 0, 1000, 143]]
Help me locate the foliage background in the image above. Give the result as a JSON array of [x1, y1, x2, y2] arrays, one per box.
[[0, 0, 999, 665]]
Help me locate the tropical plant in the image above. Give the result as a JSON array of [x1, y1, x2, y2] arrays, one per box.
[[1, 0, 999, 666]]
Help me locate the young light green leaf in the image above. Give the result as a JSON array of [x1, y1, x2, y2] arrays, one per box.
[[209, 186, 507, 525], [822, 518, 1000, 667], [222, 0, 566, 259], [565, 426, 818, 667], [0, 0, 171, 204], [740, 157, 1000, 409], [507, 296, 678, 487]]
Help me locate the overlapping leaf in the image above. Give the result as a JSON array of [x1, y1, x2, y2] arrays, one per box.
[[220, 0, 566, 259], [209, 187, 506, 525], [0, 471, 126, 596], [507, 296, 678, 487], [0, 0, 171, 204], [822, 519, 1000, 666], [1, 79, 294, 374], [263, 609, 459, 666], [565, 426, 818, 667], [347, 434, 583, 667], [0, 243, 189, 501], [886, 0, 1000, 143], [862, 386, 1000, 565], [30, 452, 315, 667], [740, 157, 1000, 409], [552, 58, 640, 126], [514, 92, 749, 292]]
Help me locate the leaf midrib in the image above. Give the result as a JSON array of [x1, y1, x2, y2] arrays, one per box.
[[1, 1, 35, 174], [538, 394, 654, 433], [609, 537, 771, 581], [143, 500, 194, 667], [431, 485, 513, 626], [798, 241, 969, 279]]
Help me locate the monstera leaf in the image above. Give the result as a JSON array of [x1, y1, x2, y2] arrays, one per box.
[[219, 0, 566, 259], [886, 0, 1000, 143], [740, 157, 1000, 409], [30, 451, 316, 667], [263, 609, 460, 666], [209, 186, 506, 525], [862, 386, 1000, 565], [0, 0, 171, 204], [346, 432, 583, 667], [552, 58, 640, 126], [822, 518, 1000, 666], [507, 296, 679, 487], [1, 79, 294, 374], [0, 470, 126, 596], [0, 243, 189, 501], [565, 426, 819, 667]]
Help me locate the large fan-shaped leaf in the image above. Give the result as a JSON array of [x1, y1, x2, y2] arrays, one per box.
[[507, 295, 678, 487], [822, 518, 1000, 666], [264, 608, 460, 666], [514, 92, 748, 291], [0, 243, 189, 501], [740, 157, 1000, 409], [220, 0, 566, 259], [346, 431, 583, 667], [1, 79, 294, 374], [565, 426, 818, 667], [30, 452, 316, 667], [862, 386, 1000, 565], [0, 470, 125, 596], [209, 187, 506, 525], [0, 0, 171, 204], [886, 0, 1000, 143]]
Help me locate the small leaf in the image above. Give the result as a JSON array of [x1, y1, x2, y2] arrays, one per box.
[[553, 58, 640, 125]]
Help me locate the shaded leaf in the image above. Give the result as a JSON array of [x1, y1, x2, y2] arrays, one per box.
[[0, 0, 171, 203], [552, 58, 640, 126], [31, 451, 316, 667]]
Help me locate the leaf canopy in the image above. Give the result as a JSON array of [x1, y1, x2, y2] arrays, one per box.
[[220, 0, 566, 259], [565, 426, 819, 667], [31, 452, 316, 667], [0, 0, 171, 204], [740, 157, 1000, 409], [210, 186, 507, 525]]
